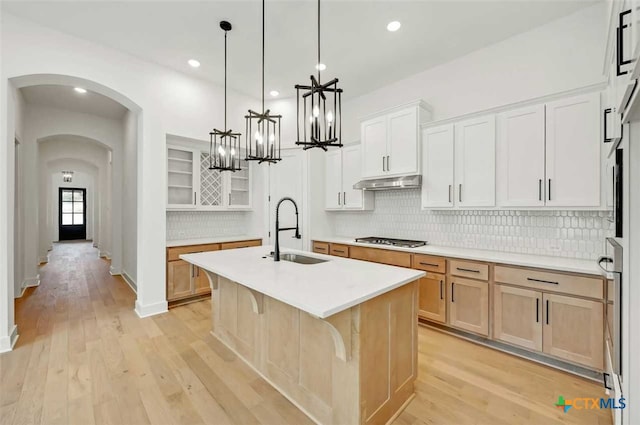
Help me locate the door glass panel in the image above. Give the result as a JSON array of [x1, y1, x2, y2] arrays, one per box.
[[73, 202, 83, 213], [73, 191, 84, 201], [62, 191, 72, 201], [73, 213, 84, 225], [62, 202, 73, 213], [62, 213, 73, 225]]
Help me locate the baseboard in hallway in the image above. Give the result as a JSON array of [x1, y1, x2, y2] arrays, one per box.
[[0, 324, 19, 353]]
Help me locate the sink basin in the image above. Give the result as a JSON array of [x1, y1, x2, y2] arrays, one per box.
[[279, 253, 328, 265]]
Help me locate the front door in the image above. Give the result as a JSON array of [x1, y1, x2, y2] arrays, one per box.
[[59, 188, 87, 241]]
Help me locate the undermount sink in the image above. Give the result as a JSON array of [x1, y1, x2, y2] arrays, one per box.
[[279, 253, 328, 265]]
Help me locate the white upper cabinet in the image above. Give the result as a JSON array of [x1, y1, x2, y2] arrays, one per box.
[[167, 146, 198, 209], [325, 144, 374, 211], [361, 101, 432, 179], [497, 105, 546, 207], [325, 150, 343, 209], [421, 124, 454, 208], [361, 116, 388, 178], [387, 108, 419, 175], [545, 93, 601, 207], [454, 115, 496, 207]]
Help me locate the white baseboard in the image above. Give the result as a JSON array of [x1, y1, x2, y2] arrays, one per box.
[[121, 271, 137, 293], [109, 266, 121, 276], [38, 255, 49, 264], [0, 325, 19, 353], [135, 300, 168, 318], [100, 250, 111, 259]]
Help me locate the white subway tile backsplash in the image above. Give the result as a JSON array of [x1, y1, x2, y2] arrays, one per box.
[[330, 189, 613, 260], [167, 211, 250, 240]]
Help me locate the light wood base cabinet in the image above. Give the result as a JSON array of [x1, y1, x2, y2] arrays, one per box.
[[448, 278, 489, 336], [543, 293, 603, 370], [210, 274, 419, 425], [167, 259, 194, 300], [493, 285, 543, 351], [418, 273, 446, 323]]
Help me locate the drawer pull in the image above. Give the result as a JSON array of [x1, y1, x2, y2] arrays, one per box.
[[451, 282, 455, 303], [603, 372, 613, 390], [333, 249, 346, 254], [456, 267, 480, 273], [439, 280, 443, 300], [527, 277, 559, 285], [546, 299, 550, 325], [420, 262, 440, 268], [536, 298, 539, 323]]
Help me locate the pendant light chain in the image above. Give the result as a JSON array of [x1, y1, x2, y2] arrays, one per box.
[[262, 0, 265, 112], [224, 28, 227, 131], [317, 0, 321, 84]]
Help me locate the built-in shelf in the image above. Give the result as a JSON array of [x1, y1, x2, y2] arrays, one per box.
[[168, 170, 193, 175], [168, 157, 193, 163], [231, 176, 249, 180], [168, 184, 193, 189]]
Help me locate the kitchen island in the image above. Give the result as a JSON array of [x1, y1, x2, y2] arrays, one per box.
[[181, 246, 425, 425]]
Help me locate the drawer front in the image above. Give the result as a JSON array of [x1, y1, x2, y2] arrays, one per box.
[[413, 254, 446, 273], [167, 243, 220, 261], [449, 259, 489, 281], [330, 243, 350, 258], [312, 241, 330, 254], [220, 239, 262, 250], [349, 246, 412, 268], [494, 265, 603, 300]]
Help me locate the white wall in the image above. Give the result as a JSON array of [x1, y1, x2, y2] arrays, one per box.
[[50, 170, 96, 239], [122, 110, 137, 283], [0, 9, 263, 340], [13, 89, 25, 298]]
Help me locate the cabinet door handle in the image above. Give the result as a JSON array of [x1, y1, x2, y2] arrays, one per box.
[[191, 265, 195, 278], [343, 192, 346, 205], [333, 249, 346, 254], [603, 372, 613, 390], [604, 108, 612, 143], [536, 298, 540, 323], [527, 277, 558, 285], [456, 267, 480, 274], [338, 192, 341, 206], [448, 184, 452, 203], [548, 179, 552, 201], [458, 184, 462, 203], [538, 179, 542, 201], [382, 156, 386, 172], [194, 192, 197, 205], [420, 262, 440, 267], [546, 299, 550, 325], [440, 280, 444, 300], [387, 155, 390, 171], [451, 282, 455, 303]]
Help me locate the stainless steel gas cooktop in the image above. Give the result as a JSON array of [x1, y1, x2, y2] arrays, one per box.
[[354, 237, 428, 248]]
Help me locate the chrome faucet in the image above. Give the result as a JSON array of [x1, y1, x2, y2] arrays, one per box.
[[274, 197, 301, 261]]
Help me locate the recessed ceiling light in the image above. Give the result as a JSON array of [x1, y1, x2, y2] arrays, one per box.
[[188, 59, 201, 68], [387, 21, 401, 32], [270, 90, 279, 97], [315, 63, 326, 71], [74, 87, 87, 94]]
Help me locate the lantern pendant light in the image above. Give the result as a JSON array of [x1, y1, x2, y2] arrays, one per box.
[[245, 0, 282, 164], [209, 21, 241, 172], [294, 0, 343, 151]]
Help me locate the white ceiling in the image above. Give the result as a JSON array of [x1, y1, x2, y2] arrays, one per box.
[[21, 85, 129, 120], [3, 0, 597, 99]]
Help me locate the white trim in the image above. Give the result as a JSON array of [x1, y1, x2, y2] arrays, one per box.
[[100, 250, 111, 259], [360, 99, 433, 122], [121, 271, 137, 293], [0, 325, 19, 353], [421, 83, 607, 129], [109, 266, 121, 276], [22, 275, 40, 288], [134, 300, 168, 318], [38, 255, 48, 264]]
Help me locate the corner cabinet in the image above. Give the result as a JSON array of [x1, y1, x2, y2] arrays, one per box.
[[361, 101, 432, 179], [167, 144, 252, 211], [325, 145, 374, 210]]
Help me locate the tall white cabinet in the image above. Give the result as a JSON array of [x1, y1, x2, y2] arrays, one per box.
[[421, 124, 454, 208], [325, 145, 374, 210], [361, 101, 432, 179]]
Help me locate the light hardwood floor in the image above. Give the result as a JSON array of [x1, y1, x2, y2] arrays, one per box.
[[0, 242, 612, 425]]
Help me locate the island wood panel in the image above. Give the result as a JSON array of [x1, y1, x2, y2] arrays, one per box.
[[209, 274, 417, 425], [494, 265, 603, 300], [349, 246, 412, 268]]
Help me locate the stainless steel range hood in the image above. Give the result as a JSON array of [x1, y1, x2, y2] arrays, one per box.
[[353, 175, 421, 191]]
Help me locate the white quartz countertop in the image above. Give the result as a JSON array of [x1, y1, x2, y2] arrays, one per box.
[[181, 246, 425, 319], [167, 235, 263, 248], [314, 236, 603, 276]]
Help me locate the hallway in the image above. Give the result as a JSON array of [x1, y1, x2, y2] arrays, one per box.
[[0, 243, 610, 425]]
